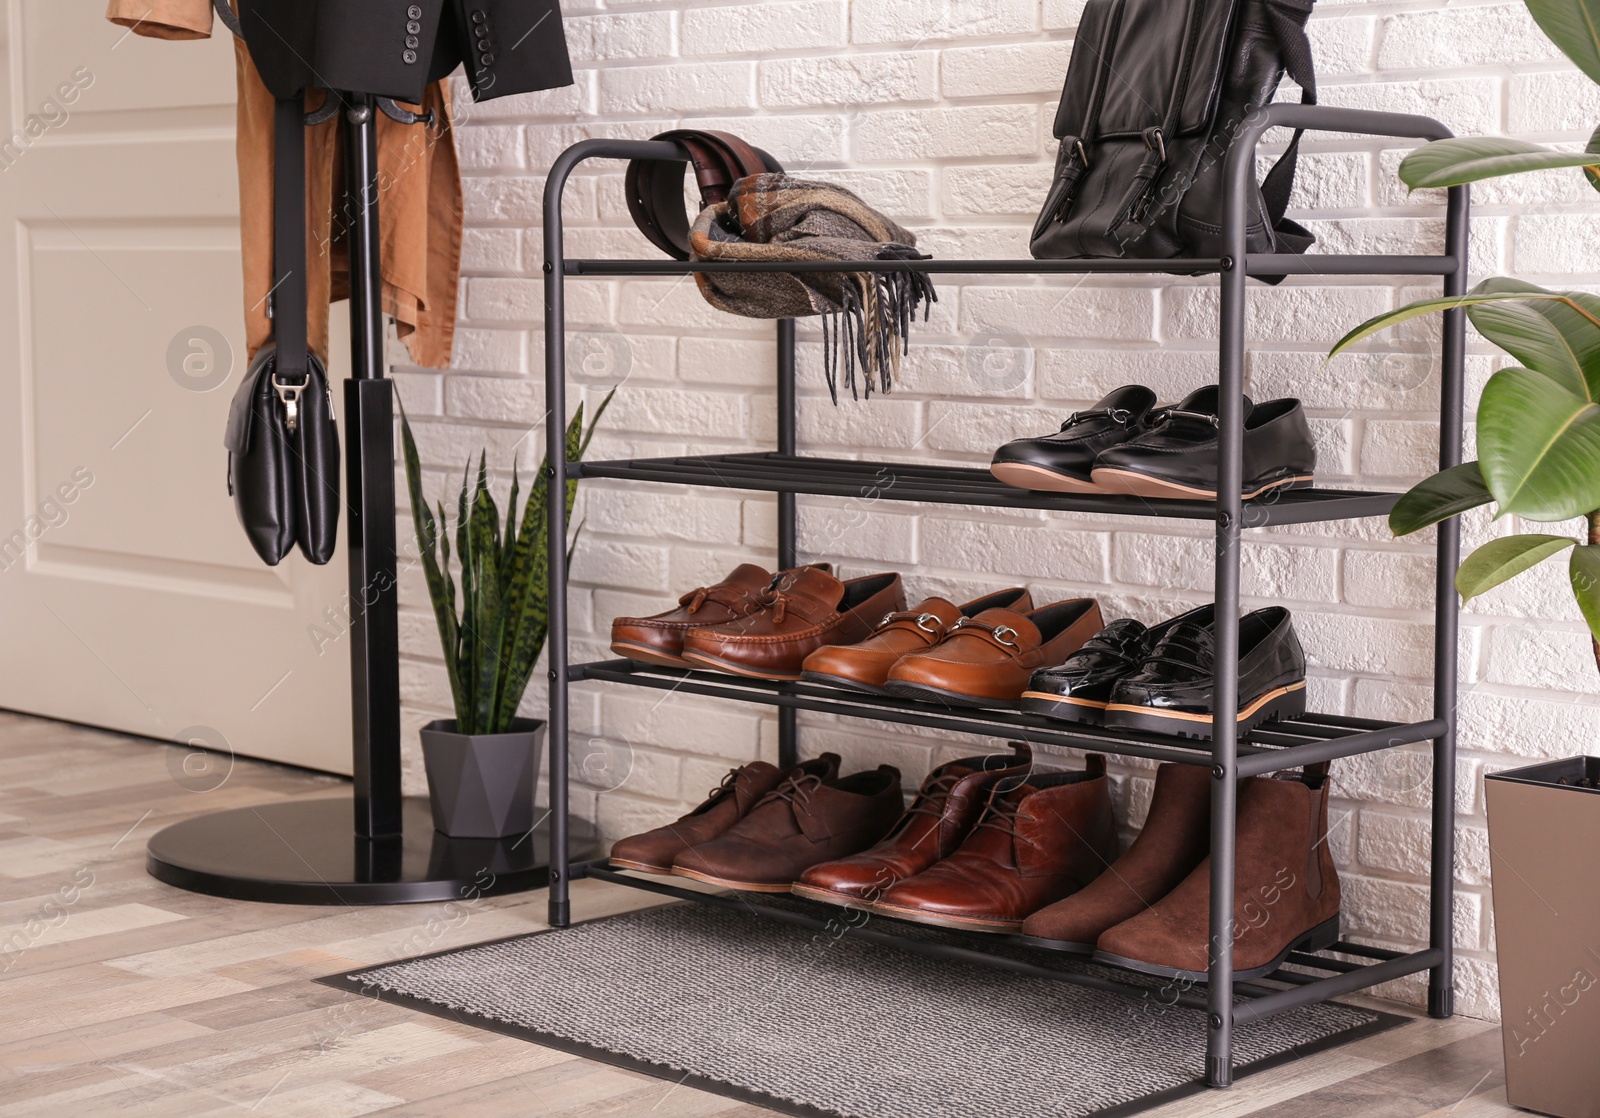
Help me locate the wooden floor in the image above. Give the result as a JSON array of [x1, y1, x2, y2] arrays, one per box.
[[0, 712, 1517, 1118]]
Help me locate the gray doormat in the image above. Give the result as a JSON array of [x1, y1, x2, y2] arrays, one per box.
[[321, 900, 1403, 1118]]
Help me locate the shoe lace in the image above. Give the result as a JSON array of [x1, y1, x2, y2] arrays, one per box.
[[900, 773, 965, 822], [702, 767, 741, 804], [971, 793, 1036, 849], [754, 772, 825, 817]]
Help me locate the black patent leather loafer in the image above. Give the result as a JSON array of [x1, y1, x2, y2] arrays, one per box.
[[1022, 604, 1215, 725], [1090, 389, 1315, 501], [991, 385, 1159, 493], [1103, 606, 1307, 740]]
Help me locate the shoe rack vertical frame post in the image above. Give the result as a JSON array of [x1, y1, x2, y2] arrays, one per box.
[[543, 139, 698, 927], [777, 318, 800, 771], [1212, 103, 1463, 1087], [1430, 182, 1469, 1019]]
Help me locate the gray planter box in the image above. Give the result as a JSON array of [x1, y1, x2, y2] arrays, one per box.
[[420, 718, 544, 839], [1486, 756, 1600, 1118]]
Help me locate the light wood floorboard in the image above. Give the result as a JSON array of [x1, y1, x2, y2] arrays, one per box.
[[0, 712, 1515, 1117]]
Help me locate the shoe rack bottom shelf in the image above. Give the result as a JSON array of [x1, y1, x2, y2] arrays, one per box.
[[580, 861, 1442, 1025]]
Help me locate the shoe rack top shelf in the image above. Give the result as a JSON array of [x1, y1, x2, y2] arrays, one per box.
[[573, 659, 1445, 779], [573, 452, 1401, 525], [564, 254, 1460, 278]]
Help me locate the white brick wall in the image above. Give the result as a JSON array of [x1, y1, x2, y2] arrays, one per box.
[[393, 0, 1600, 1022]]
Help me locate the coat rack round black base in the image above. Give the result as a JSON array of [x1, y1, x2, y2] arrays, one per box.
[[146, 797, 597, 905]]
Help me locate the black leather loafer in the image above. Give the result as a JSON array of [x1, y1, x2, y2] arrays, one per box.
[[990, 385, 1159, 493], [1090, 389, 1315, 501], [1103, 606, 1307, 740], [1022, 604, 1215, 725]]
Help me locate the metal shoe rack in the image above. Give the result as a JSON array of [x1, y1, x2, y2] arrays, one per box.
[[540, 103, 1467, 1090]]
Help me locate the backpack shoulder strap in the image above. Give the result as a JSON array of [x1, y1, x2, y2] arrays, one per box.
[[1258, 0, 1318, 251]]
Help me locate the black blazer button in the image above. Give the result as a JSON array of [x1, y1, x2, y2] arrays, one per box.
[[471, 10, 486, 23], [408, 4, 422, 17], [403, 49, 417, 63], [407, 19, 421, 33], [480, 53, 494, 65], [406, 34, 419, 47]]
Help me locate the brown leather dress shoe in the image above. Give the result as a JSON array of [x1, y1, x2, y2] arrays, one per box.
[[1094, 764, 1341, 981], [792, 742, 1033, 909], [611, 563, 778, 668], [800, 588, 1033, 694], [681, 567, 905, 681], [884, 598, 1105, 708], [672, 763, 905, 891], [871, 755, 1119, 933], [1019, 762, 1212, 952], [609, 753, 840, 874]]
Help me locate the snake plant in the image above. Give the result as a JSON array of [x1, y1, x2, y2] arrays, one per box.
[[1329, 0, 1600, 675], [399, 391, 613, 735]]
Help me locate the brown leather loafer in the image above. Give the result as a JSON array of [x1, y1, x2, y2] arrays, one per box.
[[1094, 764, 1341, 981], [672, 763, 904, 891], [800, 588, 1033, 695], [611, 563, 792, 668], [609, 753, 840, 874], [681, 567, 904, 681], [883, 598, 1105, 708], [870, 755, 1118, 933], [792, 742, 1033, 909], [1019, 761, 1211, 952]]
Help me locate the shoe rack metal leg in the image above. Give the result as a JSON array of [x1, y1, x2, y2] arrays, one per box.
[[777, 318, 800, 772]]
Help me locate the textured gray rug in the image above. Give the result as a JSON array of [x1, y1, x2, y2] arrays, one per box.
[[323, 900, 1402, 1118]]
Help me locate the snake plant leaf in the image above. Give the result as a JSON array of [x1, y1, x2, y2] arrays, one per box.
[[398, 403, 466, 722], [503, 463, 521, 581], [1468, 278, 1600, 399], [1456, 534, 1576, 601], [1397, 136, 1600, 189], [1477, 367, 1600, 521], [468, 476, 504, 734], [1330, 286, 1600, 360], [1570, 544, 1600, 641], [1389, 461, 1494, 536], [1526, 0, 1600, 86]]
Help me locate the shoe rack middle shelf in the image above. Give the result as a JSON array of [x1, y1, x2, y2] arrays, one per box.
[[574, 452, 1402, 526], [573, 659, 1444, 778]]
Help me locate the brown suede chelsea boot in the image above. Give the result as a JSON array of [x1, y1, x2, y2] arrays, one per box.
[[871, 755, 1119, 933], [1020, 761, 1212, 952], [681, 567, 905, 681], [1094, 764, 1341, 981], [792, 742, 1034, 909], [672, 762, 905, 891], [609, 753, 841, 875]]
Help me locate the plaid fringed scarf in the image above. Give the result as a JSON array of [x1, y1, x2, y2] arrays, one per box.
[[688, 174, 937, 402]]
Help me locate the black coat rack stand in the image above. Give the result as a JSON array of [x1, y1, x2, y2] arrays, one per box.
[[145, 91, 586, 905]]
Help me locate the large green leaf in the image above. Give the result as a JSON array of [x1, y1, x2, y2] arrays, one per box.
[[1397, 136, 1600, 189], [1330, 286, 1600, 360], [1468, 278, 1600, 399], [1478, 367, 1600, 520], [1389, 461, 1494, 536], [467, 470, 505, 735], [1527, 0, 1600, 86], [398, 402, 465, 722], [1586, 123, 1600, 196], [1570, 544, 1600, 641], [1456, 534, 1576, 600]]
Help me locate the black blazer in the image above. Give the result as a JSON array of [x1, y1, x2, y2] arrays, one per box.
[[238, 0, 572, 104]]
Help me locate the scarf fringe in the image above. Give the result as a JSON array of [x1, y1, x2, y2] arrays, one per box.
[[821, 249, 938, 405]]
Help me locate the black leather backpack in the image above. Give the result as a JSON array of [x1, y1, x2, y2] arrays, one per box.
[[1030, 0, 1317, 265]]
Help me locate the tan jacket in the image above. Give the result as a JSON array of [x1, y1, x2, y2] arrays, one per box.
[[106, 0, 461, 369]]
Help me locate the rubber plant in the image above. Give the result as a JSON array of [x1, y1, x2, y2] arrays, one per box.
[[1329, 0, 1600, 674], [398, 390, 613, 735]]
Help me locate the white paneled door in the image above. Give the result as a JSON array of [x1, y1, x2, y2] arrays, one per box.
[[0, 4, 353, 773]]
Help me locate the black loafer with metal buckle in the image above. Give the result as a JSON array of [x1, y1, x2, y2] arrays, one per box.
[[1022, 604, 1216, 725], [1103, 606, 1307, 740], [990, 385, 1160, 494]]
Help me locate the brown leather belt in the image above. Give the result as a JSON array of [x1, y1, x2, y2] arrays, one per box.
[[625, 129, 784, 260]]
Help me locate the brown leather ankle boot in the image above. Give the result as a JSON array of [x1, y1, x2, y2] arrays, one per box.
[[1020, 761, 1211, 952], [609, 754, 840, 874], [1095, 764, 1341, 981], [870, 755, 1119, 933], [792, 742, 1033, 909]]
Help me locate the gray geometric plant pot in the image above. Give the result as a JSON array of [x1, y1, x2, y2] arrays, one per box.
[[419, 718, 544, 839]]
